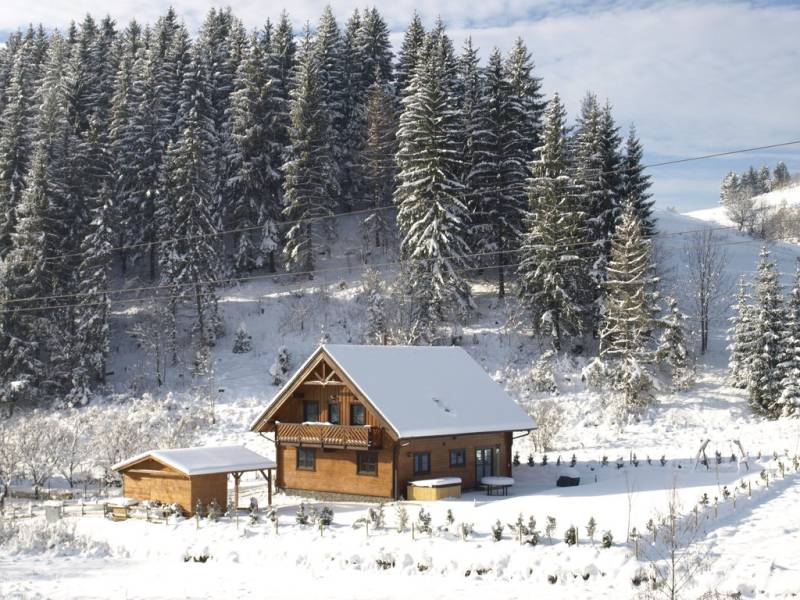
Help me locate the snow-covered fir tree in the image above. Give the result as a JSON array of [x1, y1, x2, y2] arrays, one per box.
[[282, 27, 338, 273], [159, 51, 221, 350], [394, 27, 473, 331], [360, 71, 397, 249], [621, 125, 654, 236], [773, 161, 791, 189], [778, 264, 800, 417], [598, 205, 659, 413], [517, 93, 587, 349], [232, 322, 252, 354], [227, 32, 282, 273], [727, 276, 757, 389], [361, 267, 388, 344], [394, 12, 425, 99], [748, 247, 785, 417], [655, 296, 692, 389], [270, 346, 291, 385]]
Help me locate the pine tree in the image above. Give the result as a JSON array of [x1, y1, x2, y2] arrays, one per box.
[[773, 161, 791, 189], [599, 206, 659, 412], [504, 39, 545, 161], [748, 247, 785, 417], [395, 29, 473, 328], [517, 93, 586, 349], [159, 51, 221, 350], [228, 33, 282, 273], [71, 185, 115, 401], [395, 12, 425, 99], [360, 72, 397, 249], [656, 296, 691, 388], [313, 7, 347, 210], [778, 264, 800, 417], [0, 38, 37, 257], [361, 267, 388, 344], [270, 346, 291, 385], [232, 322, 252, 354], [282, 28, 338, 273], [621, 125, 654, 236], [266, 11, 296, 153], [727, 276, 757, 389]]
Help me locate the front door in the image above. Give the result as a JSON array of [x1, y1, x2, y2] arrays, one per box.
[[475, 447, 494, 483]]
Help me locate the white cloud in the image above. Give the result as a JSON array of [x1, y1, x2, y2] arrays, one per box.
[[1, 1, 797, 209]]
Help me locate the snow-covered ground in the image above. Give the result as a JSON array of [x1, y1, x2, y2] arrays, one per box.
[[3, 209, 800, 598], [684, 183, 800, 229]]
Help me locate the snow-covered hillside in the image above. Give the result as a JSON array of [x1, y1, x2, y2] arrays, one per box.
[[684, 183, 800, 228]]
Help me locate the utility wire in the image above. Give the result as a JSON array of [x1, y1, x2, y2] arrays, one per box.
[[8, 138, 800, 268]]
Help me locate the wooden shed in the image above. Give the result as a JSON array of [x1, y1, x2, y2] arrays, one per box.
[[113, 446, 276, 515]]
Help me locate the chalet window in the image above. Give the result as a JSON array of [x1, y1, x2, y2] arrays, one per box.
[[328, 402, 340, 425], [413, 452, 431, 475], [297, 448, 315, 471], [357, 451, 378, 476], [350, 403, 366, 426], [303, 400, 319, 423], [449, 448, 466, 468]]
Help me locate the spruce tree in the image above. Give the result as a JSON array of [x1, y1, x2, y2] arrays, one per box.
[[778, 264, 800, 417], [282, 28, 337, 273], [517, 93, 587, 349], [598, 206, 659, 412], [395, 12, 425, 99], [727, 276, 757, 389], [228, 33, 281, 273], [621, 125, 654, 236], [655, 296, 691, 388], [773, 161, 790, 189], [748, 247, 785, 417], [360, 72, 397, 250], [395, 29, 473, 328], [159, 51, 221, 350]]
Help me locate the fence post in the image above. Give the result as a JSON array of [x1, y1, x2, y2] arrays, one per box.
[[412, 523, 415, 541]]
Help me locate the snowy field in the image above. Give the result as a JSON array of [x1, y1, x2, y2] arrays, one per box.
[[3, 208, 800, 598]]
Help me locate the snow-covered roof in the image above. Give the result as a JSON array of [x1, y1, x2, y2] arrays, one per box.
[[252, 344, 536, 438], [112, 445, 276, 476]]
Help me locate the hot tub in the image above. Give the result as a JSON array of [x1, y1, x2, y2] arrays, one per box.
[[406, 477, 462, 501]]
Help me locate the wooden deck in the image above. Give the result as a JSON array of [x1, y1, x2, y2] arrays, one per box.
[[275, 422, 383, 450]]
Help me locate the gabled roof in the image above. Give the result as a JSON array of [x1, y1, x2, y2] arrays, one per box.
[[112, 445, 275, 476], [250, 344, 536, 438]]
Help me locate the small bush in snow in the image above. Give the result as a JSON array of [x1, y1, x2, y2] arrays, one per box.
[[0, 520, 110, 557], [616, 457, 625, 469], [601, 530, 613, 548], [564, 525, 577, 546], [491, 520, 504, 541], [270, 347, 291, 386], [528, 400, 563, 452], [232, 323, 252, 353], [582, 357, 610, 390], [586, 517, 597, 543], [545, 516, 556, 542], [445, 509, 454, 527], [513, 451, 520, 467], [207, 499, 222, 521], [317, 506, 334, 526], [459, 522, 473, 540], [699, 493, 709, 507], [722, 486, 731, 500], [395, 504, 409, 532], [527, 453, 534, 467], [295, 502, 309, 525], [570, 453, 577, 468], [556, 456, 561, 467], [660, 455, 667, 466], [368, 503, 384, 529], [416, 508, 431, 535], [194, 499, 205, 519], [528, 351, 557, 393], [508, 513, 528, 537], [541, 454, 548, 466], [601, 455, 609, 467]]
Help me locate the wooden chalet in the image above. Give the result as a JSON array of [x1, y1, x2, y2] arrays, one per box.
[[113, 446, 276, 515], [250, 345, 536, 499]]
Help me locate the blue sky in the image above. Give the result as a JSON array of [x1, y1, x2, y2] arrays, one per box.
[[1, 0, 798, 212]]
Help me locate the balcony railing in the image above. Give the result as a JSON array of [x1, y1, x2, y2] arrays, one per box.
[[275, 422, 383, 450]]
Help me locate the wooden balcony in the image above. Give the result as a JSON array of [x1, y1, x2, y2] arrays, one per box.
[[275, 422, 383, 450]]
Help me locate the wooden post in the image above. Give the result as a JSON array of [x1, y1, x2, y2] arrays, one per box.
[[268, 470, 272, 507], [233, 472, 241, 528]]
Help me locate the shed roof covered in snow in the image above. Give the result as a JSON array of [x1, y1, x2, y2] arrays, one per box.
[[251, 344, 536, 438], [112, 445, 275, 476]]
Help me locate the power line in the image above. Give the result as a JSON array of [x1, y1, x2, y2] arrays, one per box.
[[7, 138, 799, 270], [0, 221, 763, 308], [0, 226, 790, 315]]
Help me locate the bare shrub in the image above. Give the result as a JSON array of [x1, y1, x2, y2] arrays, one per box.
[[528, 399, 563, 452]]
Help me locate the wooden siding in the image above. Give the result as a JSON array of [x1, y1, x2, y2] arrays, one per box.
[[277, 445, 394, 498], [273, 382, 384, 428], [120, 457, 228, 515], [395, 432, 512, 496]]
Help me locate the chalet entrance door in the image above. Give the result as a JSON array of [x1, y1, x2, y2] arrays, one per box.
[[475, 447, 494, 482]]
